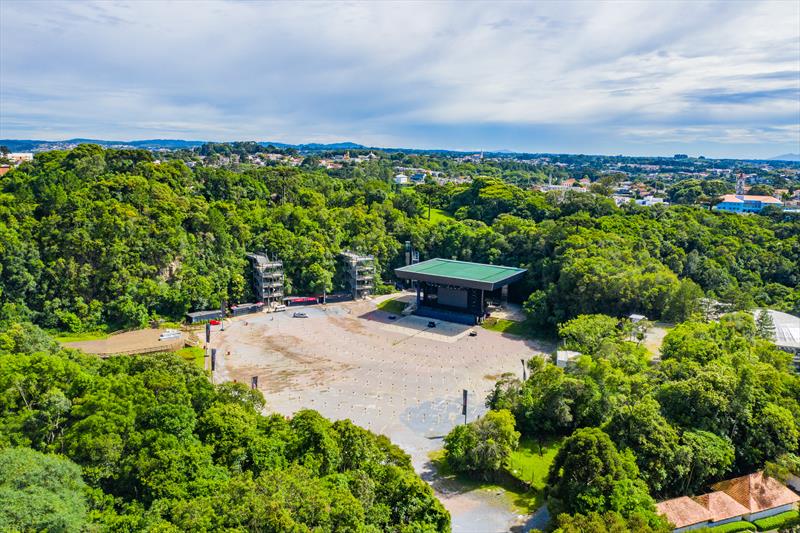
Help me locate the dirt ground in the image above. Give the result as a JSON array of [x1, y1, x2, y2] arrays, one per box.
[[212, 295, 553, 532], [63, 328, 185, 356]]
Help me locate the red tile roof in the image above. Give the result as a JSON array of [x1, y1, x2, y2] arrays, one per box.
[[711, 472, 800, 513], [656, 496, 713, 528], [693, 491, 750, 522]]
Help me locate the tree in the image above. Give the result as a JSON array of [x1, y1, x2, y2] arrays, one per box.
[[0, 447, 89, 533], [558, 314, 622, 355], [546, 428, 656, 519], [679, 430, 734, 494], [756, 309, 776, 341], [443, 409, 520, 480], [663, 279, 703, 323], [605, 397, 687, 496]]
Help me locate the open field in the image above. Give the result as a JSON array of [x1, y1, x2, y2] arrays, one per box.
[[213, 296, 555, 532]]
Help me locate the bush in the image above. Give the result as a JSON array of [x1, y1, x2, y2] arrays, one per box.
[[443, 409, 520, 480], [705, 521, 755, 533], [753, 510, 799, 531]]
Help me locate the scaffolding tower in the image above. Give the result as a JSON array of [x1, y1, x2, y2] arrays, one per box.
[[340, 251, 375, 299], [246, 253, 285, 308]]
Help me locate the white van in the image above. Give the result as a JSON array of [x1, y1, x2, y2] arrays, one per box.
[[273, 304, 287, 312]]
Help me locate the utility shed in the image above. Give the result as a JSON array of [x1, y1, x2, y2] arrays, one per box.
[[394, 258, 526, 325]]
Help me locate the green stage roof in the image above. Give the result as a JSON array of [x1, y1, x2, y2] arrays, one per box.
[[395, 258, 526, 291]]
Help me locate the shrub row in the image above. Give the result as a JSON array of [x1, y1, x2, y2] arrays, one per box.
[[706, 521, 755, 533], [753, 510, 799, 531]]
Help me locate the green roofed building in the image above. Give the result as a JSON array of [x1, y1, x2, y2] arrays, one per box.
[[394, 258, 526, 324]]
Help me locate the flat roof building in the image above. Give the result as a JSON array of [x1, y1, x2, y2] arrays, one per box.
[[395, 258, 526, 325]]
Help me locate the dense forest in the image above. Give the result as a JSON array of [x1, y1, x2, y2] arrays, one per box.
[[0, 145, 799, 532], [424, 310, 800, 531], [1, 145, 798, 333], [0, 327, 449, 531]]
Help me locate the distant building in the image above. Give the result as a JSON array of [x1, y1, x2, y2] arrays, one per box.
[[0, 166, 11, 176], [394, 174, 409, 185], [713, 194, 783, 214], [657, 471, 800, 532], [8, 153, 33, 164], [635, 196, 668, 207]]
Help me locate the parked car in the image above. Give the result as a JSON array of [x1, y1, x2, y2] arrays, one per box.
[[469, 330, 478, 337], [273, 304, 287, 312], [293, 312, 308, 318], [388, 315, 397, 320], [427, 321, 436, 328], [209, 319, 221, 325]]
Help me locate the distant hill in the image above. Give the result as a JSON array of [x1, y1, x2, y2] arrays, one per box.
[[770, 153, 800, 161]]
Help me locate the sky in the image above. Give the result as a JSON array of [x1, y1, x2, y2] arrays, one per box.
[[1, 0, 799, 158]]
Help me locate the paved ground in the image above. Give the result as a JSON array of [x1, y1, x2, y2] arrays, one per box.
[[212, 295, 552, 532]]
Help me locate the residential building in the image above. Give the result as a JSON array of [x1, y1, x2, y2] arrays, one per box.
[[657, 471, 800, 532], [635, 196, 668, 207], [394, 174, 409, 185], [711, 472, 800, 521], [713, 194, 783, 213]]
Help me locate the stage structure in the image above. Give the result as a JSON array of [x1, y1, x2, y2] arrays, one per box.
[[394, 258, 526, 325]]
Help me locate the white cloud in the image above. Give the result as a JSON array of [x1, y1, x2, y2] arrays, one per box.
[[1, 0, 798, 157]]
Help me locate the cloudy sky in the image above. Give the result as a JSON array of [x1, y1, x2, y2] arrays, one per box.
[[1, 1, 798, 158]]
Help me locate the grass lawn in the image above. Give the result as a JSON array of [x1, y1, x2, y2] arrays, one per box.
[[175, 346, 206, 370], [54, 331, 110, 343], [377, 298, 407, 315], [429, 450, 538, 513], [428, 437, 562, 514], [427, 208, 455, 224], [506, 436, 563, 502], [482, 317, 558, 344]]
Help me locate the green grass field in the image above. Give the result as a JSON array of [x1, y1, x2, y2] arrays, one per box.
[[175, 346, 206, 370], [427, 208, 455, 223], [481, 317, 557, 344], [54, 331, 110, 343], [481, 317, 537, 338], [429, 450, 539, 513], [429, 436, 563, 514], [377, 298, 407, 315], [506, 437, 563, 495]]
